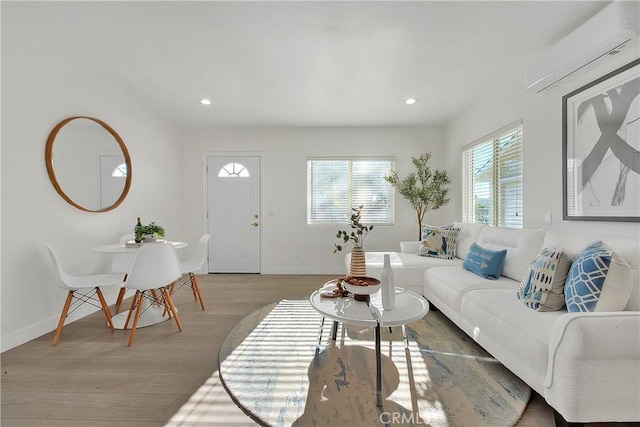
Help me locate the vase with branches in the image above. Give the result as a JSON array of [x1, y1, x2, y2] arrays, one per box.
[[384, 152, 451, 240], [333, 205, 373, 276], [333, 205, 374, 253]]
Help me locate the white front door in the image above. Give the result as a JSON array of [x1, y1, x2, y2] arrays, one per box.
[[207, 155, 261, 273], [99, 154, 126, 209]]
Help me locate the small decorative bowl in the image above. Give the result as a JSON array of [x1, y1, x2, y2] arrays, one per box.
[[342, 276, 381, 301]]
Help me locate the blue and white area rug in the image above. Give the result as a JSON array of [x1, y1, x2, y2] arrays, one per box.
[[219, 299, 530, 427]]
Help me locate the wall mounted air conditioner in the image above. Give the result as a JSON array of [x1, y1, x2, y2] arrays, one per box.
[[525, 1, 639, 93]]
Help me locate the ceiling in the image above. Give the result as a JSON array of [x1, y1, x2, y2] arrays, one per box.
[[5, 1, 611, 128]]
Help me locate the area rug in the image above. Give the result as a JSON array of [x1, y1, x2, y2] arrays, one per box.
[[219, 299, 530, 427]]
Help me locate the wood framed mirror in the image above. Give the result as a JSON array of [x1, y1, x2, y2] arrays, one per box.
[[45, 116, 132, 212]]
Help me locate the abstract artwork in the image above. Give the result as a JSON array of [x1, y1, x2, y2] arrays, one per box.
[[563, 58, 640, 222]]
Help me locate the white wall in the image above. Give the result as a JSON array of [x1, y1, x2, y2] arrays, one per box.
[[179, 126, 447, 275], [443, 48, 640, 240], [6, 2, 638, 354], [1, 8, 184, 351], [1, 20, 448, 350]]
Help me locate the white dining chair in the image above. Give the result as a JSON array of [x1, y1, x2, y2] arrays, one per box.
[[111, 234, 136, 314], [170, 234, 210, 311], [45, 244, 123, 346], [110, 234, 136, 275], [122, 243, 182, 346]]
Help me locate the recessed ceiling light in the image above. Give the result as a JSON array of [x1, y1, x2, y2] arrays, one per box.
[[200, 98, 212, 106], [405, 98, 418, 105]]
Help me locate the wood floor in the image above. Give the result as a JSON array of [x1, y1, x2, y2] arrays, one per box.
[[0, 274, 628, 426]]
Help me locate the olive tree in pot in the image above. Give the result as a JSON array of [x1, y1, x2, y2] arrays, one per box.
[[384, 152, 452, 240]]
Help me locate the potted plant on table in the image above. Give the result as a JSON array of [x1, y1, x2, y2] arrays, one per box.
[[135, 219, 166, 243], [333, 205, 373, 276]]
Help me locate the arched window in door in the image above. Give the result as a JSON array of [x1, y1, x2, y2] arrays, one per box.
[[218, 162, 250, 177], [112, 162, 127, 177]]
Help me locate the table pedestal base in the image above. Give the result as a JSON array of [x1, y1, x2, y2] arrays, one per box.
[[322, 319, 407, 411], [374, 323, 382, 409], [110, 301, 173, 330]]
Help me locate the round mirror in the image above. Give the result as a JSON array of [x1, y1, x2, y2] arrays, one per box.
[[45, 116, 132, 212]]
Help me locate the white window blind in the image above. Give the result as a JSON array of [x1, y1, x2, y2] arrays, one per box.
[[307, 158, 393, 224], [462, 121, 523, 228]]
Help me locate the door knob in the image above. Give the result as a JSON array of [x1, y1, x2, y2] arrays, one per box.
[[251, 222, 259, 227]]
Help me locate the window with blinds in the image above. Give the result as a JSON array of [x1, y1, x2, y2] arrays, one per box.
[[307, 158, 394, 224], [462, 121, 523, 228]]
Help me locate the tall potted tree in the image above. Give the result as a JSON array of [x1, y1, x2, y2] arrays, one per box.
[[385, 152, 452, 240]]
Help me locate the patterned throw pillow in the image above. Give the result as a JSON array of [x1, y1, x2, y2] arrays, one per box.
[[462, 243, 507, 280], [564, 241, 633, 312], [517, 247, 571, 311], [417, 225, 460, 259], [420, 223, 455, 240]]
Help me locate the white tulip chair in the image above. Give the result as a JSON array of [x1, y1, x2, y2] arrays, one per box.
[[46, 244, 123, 346], [122, 243, 182, 346], [111, 234, 137, 314], [170, 234, 210, 310]]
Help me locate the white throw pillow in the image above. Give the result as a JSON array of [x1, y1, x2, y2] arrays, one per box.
[[517, 247, 572, 311], [564, 241, 633, 312]]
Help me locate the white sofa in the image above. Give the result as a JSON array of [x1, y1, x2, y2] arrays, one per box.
[[344, 222, 487, 295], [346, 223, 640, 424]]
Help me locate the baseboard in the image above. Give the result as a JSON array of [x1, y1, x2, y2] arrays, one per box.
[[1, 316, 58, 352], [553, 409, 585, 427], [1, 287, 123, 353]]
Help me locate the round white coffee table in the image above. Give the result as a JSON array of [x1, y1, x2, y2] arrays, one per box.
[[309, 283, 429, 409]]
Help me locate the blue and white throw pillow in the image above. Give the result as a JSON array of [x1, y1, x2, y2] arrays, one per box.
[[462, 243, 507, 280], [564, 241, 633, 312], [517, 247, 571, 311], [417, 225, 460, 260]]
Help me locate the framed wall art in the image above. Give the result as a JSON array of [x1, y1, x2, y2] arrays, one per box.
[[562, 58, 640, 222]]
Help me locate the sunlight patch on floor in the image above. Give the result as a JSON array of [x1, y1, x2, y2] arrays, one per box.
[[166, 299, 450, 426], [165, 372, 256, 426]]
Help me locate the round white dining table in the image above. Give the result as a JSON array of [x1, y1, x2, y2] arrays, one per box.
[[93, 240, 188, 254], [93, 240, 188, 329]]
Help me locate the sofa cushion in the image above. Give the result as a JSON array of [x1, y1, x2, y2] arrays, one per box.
[[400, 241, 421, 254], [564, 241, 633, 312], [477, 227, 545, 281], [517, 247, 572, 311], [460, 287, 565, 393], [417, 225, 460, 259], [463, 243, 507, 280], [423, 266, 515, 312], [452, 222, 487, 259]]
